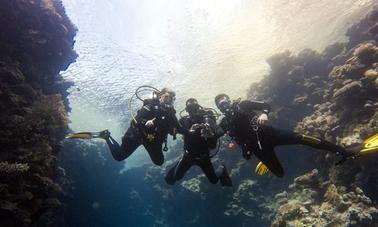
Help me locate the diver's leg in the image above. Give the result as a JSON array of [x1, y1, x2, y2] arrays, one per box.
[[144, 142, 164, 166], [271, 127, 347, 155], [165, 162, 179, 185], [199, 157, 219, 184], [252, 140, 285, 178], [172, 154, 193, 182], [216, 163, 233, 187], [104, 127, 140, 161]]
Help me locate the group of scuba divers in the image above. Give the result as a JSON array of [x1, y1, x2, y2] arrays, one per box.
[[66, 86, 378, 187]]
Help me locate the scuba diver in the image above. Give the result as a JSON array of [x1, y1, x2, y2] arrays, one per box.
[[165, 98, 232, 186], [66, 87, 179, 166], [214, 93, 378, 177]]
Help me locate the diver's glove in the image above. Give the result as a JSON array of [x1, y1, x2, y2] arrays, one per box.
[[257, 113, 268, 125], [200, 123, 215, 140], [145, 118, 156, 128], [98, 130, 110, 139], [189, 123, 202, 134]]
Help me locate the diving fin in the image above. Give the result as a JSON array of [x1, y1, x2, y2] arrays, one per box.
[[65, 132, 94, 139], [358, 133, 378, 157], [65, 130, 110, 140], [255, 161, 269, 176]]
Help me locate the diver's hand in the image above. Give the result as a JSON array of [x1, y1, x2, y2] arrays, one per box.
[[200, 123, 214, 139], [145, 118, 156, 127], [189, 124, 202, 134], [257, 113, 268, 125]]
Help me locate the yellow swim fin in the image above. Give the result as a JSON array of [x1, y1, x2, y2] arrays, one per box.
[[65, 130, 110, 140], [65, 132, 94, 139], [255, 161, 269, 176], [358, 133, 378, 157]]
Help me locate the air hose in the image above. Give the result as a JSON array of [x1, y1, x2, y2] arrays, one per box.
[[128, 85, 161, 124]]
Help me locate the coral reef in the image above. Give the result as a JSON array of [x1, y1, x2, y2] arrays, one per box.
[[271, 169, 377, 227], [0, 0, 76, 226], [248, 48, 331, 130], [296, 40, 378, 146]]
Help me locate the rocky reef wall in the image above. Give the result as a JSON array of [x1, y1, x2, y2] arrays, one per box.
[[0, 0, 76, 226]]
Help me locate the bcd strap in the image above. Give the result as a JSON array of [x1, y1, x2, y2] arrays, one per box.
[[250, 116, 262, 151], [163, 140, 168, 152]]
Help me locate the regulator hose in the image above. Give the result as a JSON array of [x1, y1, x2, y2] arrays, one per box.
[[128, 85, 161, 124]]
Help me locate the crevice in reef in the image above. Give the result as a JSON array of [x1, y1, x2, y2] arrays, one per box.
[[0, 0, 76, 226]]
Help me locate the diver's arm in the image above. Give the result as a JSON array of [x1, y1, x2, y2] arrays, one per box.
[[176, 117, 190, 135], [203, 116, 224, 138], [218, 117, 229, 135], [134, 104, 152, 127], [239, 100, 271, 114], [168, 112, 180, 139]]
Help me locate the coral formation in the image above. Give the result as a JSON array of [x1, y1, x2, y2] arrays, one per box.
[[271, 169, 377, 227], [0, 0, 76, 226], [0, 162, 30, 174], [296, 40, 378, 146]]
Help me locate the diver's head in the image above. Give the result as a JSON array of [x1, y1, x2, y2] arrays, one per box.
[[158, 88, 176, 108], [215, 93, 231, 114], [185, 98, 200, 116]]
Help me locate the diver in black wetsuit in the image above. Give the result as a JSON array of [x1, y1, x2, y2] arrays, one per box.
[[165, 98, 232, 186], [99, 88, 179, 166], [214, 93, 356, 177]]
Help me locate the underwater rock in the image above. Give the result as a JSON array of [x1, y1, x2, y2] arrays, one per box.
[[0, 0, 76, 226], [353, 42, 378, 64], [333, 81, 362, 99], [347, 9, 378, 48]]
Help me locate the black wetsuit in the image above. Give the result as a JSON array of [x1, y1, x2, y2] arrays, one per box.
[[220, 100, 347, 177], [105, 99, 178, 165], [165, 110, 226, 185]]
